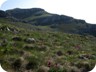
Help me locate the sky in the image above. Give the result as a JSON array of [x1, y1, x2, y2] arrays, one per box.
[[0, 0, 96, 24]]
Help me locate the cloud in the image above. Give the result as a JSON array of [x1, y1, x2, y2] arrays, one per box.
[[0, 0, 7, 7]]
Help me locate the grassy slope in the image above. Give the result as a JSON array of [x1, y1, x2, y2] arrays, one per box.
[[24, 13, 52, 21], [0, 19, 96, 72]]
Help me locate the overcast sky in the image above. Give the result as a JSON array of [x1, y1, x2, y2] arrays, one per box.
[[0, 0, 96, 24]]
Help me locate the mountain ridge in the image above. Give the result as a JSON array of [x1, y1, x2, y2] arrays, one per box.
[[0, 8, 96, 36], [5, 8, 87, 24]]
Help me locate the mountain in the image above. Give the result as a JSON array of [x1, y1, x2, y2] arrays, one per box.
[[0, 8, 96, 72], [5, 8, 96, 36], [6, 8, 86, 25], [0, 8, 96, 36]]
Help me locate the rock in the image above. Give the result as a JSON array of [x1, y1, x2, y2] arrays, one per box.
[[78, 55, 86, 60], [7, 27, 10, 31], [0, 25, 19, 34], [24, 38, 35, 43], [9, 27, 19, 33], [78, 54, 95, 60], [0, 26, 10, 31], [12, 36, 22, 41], [19, 57, 25, 61], [13, 30, 19, 34], [56, 51, 63, 56]]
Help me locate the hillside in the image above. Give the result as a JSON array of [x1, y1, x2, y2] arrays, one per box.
[[0, 17, 96, 72], [0, 8, 96, 72]]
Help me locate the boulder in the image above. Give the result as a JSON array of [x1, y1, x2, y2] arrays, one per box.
[[24, 38, 35, 43]]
